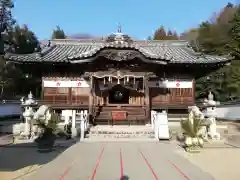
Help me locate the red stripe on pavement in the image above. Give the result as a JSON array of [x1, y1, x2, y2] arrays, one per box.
[[139, 149, 159, 180], [168, 160, 191, 180], [120, 148, 124, 180], [59, 167, 71, 180], [90, 147, 105, 180]]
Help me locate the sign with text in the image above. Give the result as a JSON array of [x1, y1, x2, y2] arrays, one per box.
[[148, 80, 192, 88], [43, 80, 90, 88]]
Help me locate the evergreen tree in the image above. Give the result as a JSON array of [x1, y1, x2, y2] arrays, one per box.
[[0, 0, 16, 54], [147, 36, 152, 40], [8, 25, 39, 54], [153, 26, 167, 40], [52, 26, 66, 39], [193, 3, 239, 101], [167, 29, 173, 37], [228, 6, 240, 59], [0, 24, 40, 97], [172, 31, 179, 40]]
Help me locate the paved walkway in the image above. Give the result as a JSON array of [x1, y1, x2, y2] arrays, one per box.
[[177, 148, 240, 180], [20, 142, 214, 180]]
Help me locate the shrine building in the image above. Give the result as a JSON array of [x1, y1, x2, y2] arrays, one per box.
[[5, 30, 231, 125]]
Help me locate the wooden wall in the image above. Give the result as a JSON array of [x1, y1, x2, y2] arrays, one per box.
[[43, 87, 90, 105], [71, 87, 90, 105], [129, 91, 145, 105], [150, 87, 194, 107], [44, 87, 70, 103], [93, 88, 145, 105]]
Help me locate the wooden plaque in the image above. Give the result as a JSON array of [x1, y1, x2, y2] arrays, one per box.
[[111, 111, 127, 121]]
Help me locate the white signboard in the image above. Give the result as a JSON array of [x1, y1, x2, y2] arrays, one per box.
[[43, 80, 90, 88], [155, 112, 170, 140], [148, 80, 192, 88]]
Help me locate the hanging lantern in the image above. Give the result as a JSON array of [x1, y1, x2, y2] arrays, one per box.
[[127, 76, 129, 82], [103, 77, 106, 85], [108, 76, 111, 82], [117, 78, 120, 84]]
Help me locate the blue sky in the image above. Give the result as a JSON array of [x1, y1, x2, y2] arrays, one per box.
[[12, 0, 236, 40]]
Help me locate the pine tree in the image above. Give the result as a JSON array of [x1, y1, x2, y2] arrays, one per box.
[[52, 26, 66, 39]]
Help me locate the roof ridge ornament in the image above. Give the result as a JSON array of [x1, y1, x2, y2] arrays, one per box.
[[117, 23, 122, 33], [105, 24, 133, 44]]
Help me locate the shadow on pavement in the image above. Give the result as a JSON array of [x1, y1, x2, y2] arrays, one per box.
[[0, 141, 74, 176], [121, 175, 130, 180], [0, 134, 14, 147]]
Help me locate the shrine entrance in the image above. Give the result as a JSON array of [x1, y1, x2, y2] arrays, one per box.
[[108, 84, 130, 104]]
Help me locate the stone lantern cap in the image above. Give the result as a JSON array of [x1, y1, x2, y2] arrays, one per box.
[[21, 91, 38, 107]]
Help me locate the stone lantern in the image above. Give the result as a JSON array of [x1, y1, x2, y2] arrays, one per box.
[[202, 92, 220, 140], [20, 91, 38, 139]]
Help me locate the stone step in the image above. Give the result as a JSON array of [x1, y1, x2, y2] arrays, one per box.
[[82, 137, 158, 142], [86, 134, 155, 138], [87, 125, 155, 140], [89, 131, 155, 135]]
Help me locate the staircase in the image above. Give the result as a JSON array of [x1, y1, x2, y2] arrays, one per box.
[[84, 125, 156, 141], [93, 105, 148, 125]]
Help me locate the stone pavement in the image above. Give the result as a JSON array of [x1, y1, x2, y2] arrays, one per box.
[[176, 148, 240, 180], [0, 144, 67, 180], [21, 142, 214, 180], [0, 134, 13, 147]]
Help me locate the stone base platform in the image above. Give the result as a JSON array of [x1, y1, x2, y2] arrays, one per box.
[[85, 125, 155, 141]]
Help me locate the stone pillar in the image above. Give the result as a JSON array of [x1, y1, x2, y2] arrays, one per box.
[[151, 110, 157, 129], [24, 118, 30, 136], [64, 115, 69, 125], [84, 110, 88, 130], [80, 111, 85, 141], [71, 110, 77, 137]]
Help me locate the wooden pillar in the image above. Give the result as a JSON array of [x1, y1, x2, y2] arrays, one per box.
[[68, 87, 72, 104], [89, 76, 93, 115], [144, 77, 150, 123], [192, 78, 196, 105], [41, 78, 44, 100]]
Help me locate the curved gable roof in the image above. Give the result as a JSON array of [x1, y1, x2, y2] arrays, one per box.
[[5, 33, 230, 64]]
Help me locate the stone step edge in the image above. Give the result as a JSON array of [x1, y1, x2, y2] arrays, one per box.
[[82, 138, 159, 142], [89, 132, 154, 134], [87, 135, 155, 138]]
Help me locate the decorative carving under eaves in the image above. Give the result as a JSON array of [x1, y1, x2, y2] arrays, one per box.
[[106, 33, 133, 44], [99, 50, 140, 61]]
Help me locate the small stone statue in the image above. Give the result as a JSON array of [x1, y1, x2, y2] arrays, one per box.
[[208, 91, 214, 101]]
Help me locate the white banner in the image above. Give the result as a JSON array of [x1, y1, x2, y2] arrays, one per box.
[[148, 80, 192, 88], [43, 80, 90, 88]]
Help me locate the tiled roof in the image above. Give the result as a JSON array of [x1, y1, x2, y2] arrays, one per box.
[[4, 33, 230, 64]]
